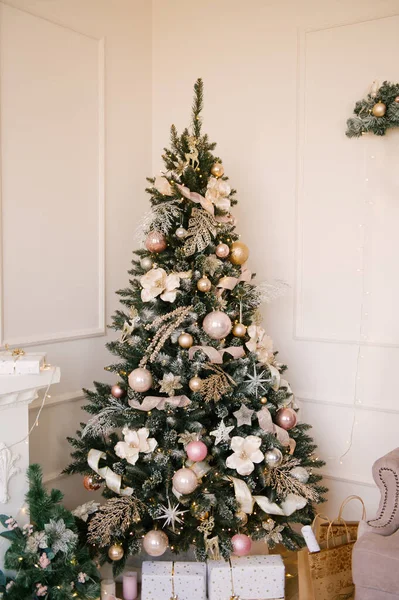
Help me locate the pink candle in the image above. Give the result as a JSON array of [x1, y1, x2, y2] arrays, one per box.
[[122, 571, 138, 600]]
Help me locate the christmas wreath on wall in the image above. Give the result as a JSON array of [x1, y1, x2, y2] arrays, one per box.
[[346, 81, 399, 137]]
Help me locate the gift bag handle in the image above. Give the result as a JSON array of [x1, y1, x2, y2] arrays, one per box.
[[312, 513, 332, 532], [338, 495, 366, 521], [326, 516, 351, 548]]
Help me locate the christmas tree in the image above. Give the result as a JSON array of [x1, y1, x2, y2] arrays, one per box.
[[0, 464, 100, 599], [66, 79, 326, 573]]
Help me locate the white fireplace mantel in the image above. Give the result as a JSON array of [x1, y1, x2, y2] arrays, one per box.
[[0, 366, 61, 570]]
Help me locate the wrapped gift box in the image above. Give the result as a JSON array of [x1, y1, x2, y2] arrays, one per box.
[[141, 561, 206, 600], [0, 352, 46, 375], [208, 555, 285, 600]]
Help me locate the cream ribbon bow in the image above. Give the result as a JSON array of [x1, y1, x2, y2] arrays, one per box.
[[88, 448, 133, 496], [128, 395, 191, 411], [188, 345, 245, 364]]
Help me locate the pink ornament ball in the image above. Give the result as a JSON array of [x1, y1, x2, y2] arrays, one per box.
[[232, 533, 252, 556], [202, 310, 232, 340], [172, 468, 198, 495], [275, 407, 298, 431], [215, 243, 230, 258], [111, 384, 126, 399], [145, 230, 167, 253], [186, 441, 208, 462]]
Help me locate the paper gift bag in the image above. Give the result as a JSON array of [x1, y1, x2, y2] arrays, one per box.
[[298, 498, 365, 600], [317, 495, 366, 544]]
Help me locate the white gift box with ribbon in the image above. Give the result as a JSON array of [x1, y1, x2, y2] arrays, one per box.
[[141, 561, 206, 600], [207, 555, 285, 600], [0, 351, 46, 375]]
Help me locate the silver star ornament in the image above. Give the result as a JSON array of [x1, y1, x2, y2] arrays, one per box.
[[155, 499, 187, 532], [233, 404, 254, 427]]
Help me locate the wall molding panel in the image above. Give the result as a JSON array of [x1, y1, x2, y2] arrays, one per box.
[[0, 1, 105, 348], [294, 13, 399, 347], [297, 396, 399, 416]]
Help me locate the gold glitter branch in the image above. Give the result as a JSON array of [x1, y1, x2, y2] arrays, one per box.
[[87, 496, 144, 548], [200, 364, 236, 403], [265, 459, 320, 503], [139, 305, 193, 367]]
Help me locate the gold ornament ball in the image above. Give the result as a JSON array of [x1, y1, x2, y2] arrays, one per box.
[[372, 102, 386, 117], [230, 241, 250, 266], [211, 162, 224, 178], [236, 510, 248, 526], [260, 396, 268, 405], [83, 475, 100, 491], [197, 276, 212, 292], [189, 376, 203, 392], [232, 322, 247, 337], [199, 511, 210, 521], [395, 96, 399, 103], [178, 332, 194, 348], [108, 544, 124, 561]]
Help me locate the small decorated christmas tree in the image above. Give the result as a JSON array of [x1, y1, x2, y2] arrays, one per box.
[[66, 79, 326, 573], [0, 465, 100, 600]]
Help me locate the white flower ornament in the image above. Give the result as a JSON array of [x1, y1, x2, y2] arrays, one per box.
[[140, 268, 180, 303], [226, 435, 264, 476], [115, 427, 157, 466], [205, 177, 231, 211], [246, 325, 274, 364]]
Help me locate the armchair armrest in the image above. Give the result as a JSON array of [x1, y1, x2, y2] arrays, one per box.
[[367, 447, 399, 536]]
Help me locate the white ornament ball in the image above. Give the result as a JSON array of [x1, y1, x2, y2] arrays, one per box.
[[175, 227, 187, 239], [290, 466, 309, 484], [172, 468, 198, 495], [128, 367, 153, 392], [202, 311, 232, 340], [140, 256, 153, 271], [143, 530, 169, 557], [264, 447, 283, 468]]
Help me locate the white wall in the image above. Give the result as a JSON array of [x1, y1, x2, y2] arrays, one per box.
[[0, 0, 152, 505], [2, 0, 398, 523], [152, 0, 399, 520]]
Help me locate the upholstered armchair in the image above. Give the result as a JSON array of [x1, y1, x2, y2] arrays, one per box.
[[353, 447, 399, 599]]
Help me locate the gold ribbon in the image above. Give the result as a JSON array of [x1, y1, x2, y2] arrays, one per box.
[[3, 344, 26, 358], [128, 395, 191, 411], [188, 345, 245, 364], [216, 268, 252, 291], [88, 448, 133, 496]]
